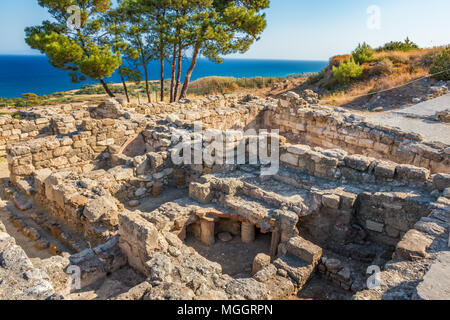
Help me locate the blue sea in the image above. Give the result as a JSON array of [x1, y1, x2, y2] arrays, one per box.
[[0, 55, 327, 98]]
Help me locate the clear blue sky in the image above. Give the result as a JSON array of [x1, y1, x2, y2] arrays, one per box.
[[1, 0, 449, 60]]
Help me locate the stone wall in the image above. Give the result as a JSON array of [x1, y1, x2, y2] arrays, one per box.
[[7, 117, 149, 183], [279, 143, 435, 188], [126, 94, 251, 116], [265, 92, 450, 173], [32, 169, 122, 245], [279, 143, 448, 245], [0, 115, 52, 157]]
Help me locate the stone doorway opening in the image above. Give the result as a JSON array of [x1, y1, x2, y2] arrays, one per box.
[[183, 216, 273, 278]]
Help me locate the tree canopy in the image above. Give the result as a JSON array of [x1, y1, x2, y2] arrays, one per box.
[[25, 0, 269, 101]]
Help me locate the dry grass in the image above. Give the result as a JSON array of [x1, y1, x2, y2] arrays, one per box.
[[322, 67, 429, 105], [320, 47, 444, 106]]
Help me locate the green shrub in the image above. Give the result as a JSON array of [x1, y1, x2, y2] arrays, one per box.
[[379, 37, 419, 52], [22, 93, 42, 106], [332, 58, 364, 84], [430, 48, 450, 80], [352, 42, 375, 64]]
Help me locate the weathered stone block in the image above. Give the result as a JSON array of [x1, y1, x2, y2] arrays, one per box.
[[432, 173, 450, 191], [189, 182, 212, 204], [374, 161, 397, 179], [280, 152, 299, 167], [286, 236, 322, 265], [344, 155, 374, 172], [396, 164, 430, 182], [252, 253, 272, 275], [396, 229, 433, 260], [366, 220, 384, 233], [322, 194, 340, 209], [83, 196, 119, 225], [118, 210, 159, 275]]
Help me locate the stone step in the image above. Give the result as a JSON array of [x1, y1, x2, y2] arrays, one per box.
[[273, 254, 315, 289], [239, 180, 308, 215], [5, 188, 87, 255], [12, 192, 32, 211], [221, 194, 277, 231]]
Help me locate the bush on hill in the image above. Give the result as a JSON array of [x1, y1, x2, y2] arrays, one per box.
[[430, 47, 450, 81], [352, 42, 375, 64], [332, 58, 364, 84], [378, 37, 419, 52]]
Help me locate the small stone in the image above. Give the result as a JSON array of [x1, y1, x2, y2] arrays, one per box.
[[23, 269, 44, 281], [430, 190, 440, 198], [168, 246, 181, 257], [336, 267, 351, 282], [217, 232, 233, 242], [252, 253, 271, 275], [443, 188, 450, 199], [35, 239, 50, 250], [277, 269, 287, 277], [128, 200, 140, 207], [324, 258, 342, 273], [49, 243, 61, 256]]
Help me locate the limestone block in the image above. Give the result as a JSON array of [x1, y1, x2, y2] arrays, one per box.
[[366, 220, 384, 233], [374, 161, 397, 179], [83, 196, 119, 224], [12, 164, 34, 176], [53, 146, 73, 157], [189, 182, 212, 204], [322, 194, 340, 209], [118, 211, 159, 275], [396, 229, 433, 260], [109, 166, 135, 181], [396, 164, 430, 182], [7, 145, 31, 156], [252, 253, 271, 275], [340, 192, 357, 209], [344, 155, 374, 172], [280, 152, 299, 167], [432, 173, 450, 191], [286, 236, 322, 265]]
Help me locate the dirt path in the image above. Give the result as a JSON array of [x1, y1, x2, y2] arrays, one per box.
[[363, 93, 450, 144]]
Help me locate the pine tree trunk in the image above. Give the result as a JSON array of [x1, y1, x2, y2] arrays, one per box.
[[179, 46, 199, 100], [174, 44, 183, 102], [142, 62, 151, 103], [160, 57, 165, 102], [99, 78, 115, 98], [169, 44, 177, 103], [120, 73, 130, 103]]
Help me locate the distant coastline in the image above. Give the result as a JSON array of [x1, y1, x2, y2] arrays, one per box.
[[0, 55, 327, 98]]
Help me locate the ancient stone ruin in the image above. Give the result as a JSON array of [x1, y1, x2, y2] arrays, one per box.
[[0, 92, 448, 300]]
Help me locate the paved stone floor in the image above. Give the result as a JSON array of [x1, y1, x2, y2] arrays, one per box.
[[365, 93, 450, 144], [416, 251, 450, 300]]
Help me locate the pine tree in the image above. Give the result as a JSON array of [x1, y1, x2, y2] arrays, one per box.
[[25, 0, 122, 97], [178, 0, 269, 100]]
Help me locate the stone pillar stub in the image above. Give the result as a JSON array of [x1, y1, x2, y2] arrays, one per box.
[[200, 219, 215, 246], [241, 222, 256, 243]]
